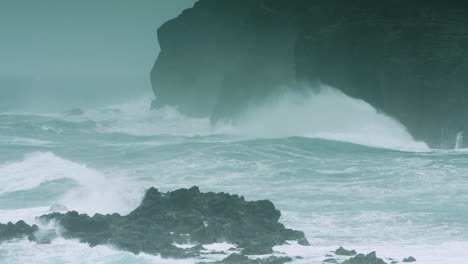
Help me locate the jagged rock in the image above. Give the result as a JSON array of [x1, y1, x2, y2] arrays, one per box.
[[38, 186, 307, 258], [0, 221, 38, 242], [342, 252, 387, 264], [335, 246, 357, 256], [297, 237, 310, 246], [403, 256, 416, 262], [198, 253, 292, 264], [323, 258, 338, 263]]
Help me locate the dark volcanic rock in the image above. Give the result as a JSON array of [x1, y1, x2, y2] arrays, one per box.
[[0, 221, 38, 242], [342, 252, 388, 264], [38, 186, 307, 258], [151, 0, 468, 148], [403, 256, 417, 262], [151, 0, 299, 119], [335, 246, 357, 256], [198, 253, 293, 264]]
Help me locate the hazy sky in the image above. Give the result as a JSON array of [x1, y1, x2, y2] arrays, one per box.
[[0, 0, 196, 110]]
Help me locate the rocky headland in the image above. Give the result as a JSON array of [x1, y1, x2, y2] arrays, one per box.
[[151, 0, 468, 148]]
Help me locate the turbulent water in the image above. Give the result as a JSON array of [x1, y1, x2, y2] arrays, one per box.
[[0, 88, 467, 264]]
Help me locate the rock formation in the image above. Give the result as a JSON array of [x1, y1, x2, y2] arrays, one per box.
[[0, 188, 418, 263], [36, 186, 307, 258], [342, 251, 388, 264], [0, 221, 38, 242], [403, 256, 417, 262], [151, 0, 468, 148], [335, 246, 357, 256]]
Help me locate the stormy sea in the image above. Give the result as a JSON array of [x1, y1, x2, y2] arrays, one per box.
[[1, 86, 467, 264], [2, 1, 468, 264]]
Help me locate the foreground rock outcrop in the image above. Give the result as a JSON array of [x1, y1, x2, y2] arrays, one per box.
[[0, 188, 419, 263], [36, 186, 307, 258], [151, 0, 468, 148]]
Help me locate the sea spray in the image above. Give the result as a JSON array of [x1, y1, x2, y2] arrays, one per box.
[[2, 91, 468, 264], [51, 92, 428, 151], [226, 84, 428, 151], [0, 152, 140, 216], [455, 131, 464, 149]]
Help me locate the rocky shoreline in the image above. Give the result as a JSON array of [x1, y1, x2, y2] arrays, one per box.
[[0, 187, 416, 264]]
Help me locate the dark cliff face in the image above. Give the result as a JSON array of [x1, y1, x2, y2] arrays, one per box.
[[151, 0, 468, 148], [151, 0, 300, 119], [296, 1, 468, 148]]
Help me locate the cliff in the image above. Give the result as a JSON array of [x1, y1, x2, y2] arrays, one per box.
[[151, 0, 468, 148]]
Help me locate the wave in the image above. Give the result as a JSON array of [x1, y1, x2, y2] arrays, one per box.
[[223, 84, 429, 151], [0, 152, 141, 215], [2, 85, 429, 151], [0, 136, 54, 146], [57, 90, 428, 151], [65, 98, 214, 137], [0, 238, 238, 264]]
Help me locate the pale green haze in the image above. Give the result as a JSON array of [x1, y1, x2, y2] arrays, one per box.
[[0, 0, 195, 111]]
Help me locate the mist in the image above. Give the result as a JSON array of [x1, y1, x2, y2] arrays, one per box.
[[0, 0, 196, 112]]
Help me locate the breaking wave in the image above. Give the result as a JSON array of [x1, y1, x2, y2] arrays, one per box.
[[225, 84, 428, 151], [66, 85, 428, 151], [0, 152, 141, 216]]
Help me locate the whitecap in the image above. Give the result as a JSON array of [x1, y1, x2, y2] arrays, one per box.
[[224, 84, 429, 151]]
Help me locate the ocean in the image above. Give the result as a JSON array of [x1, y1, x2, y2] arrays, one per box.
[[0, 87, 467, 264]]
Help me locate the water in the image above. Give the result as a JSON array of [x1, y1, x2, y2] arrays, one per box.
[[455, 132, 464, 150], [0, 88, 467, 264]]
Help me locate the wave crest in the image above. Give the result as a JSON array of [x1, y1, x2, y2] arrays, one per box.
[[0, 152, 140, 215], [225, 84, 428, 151]]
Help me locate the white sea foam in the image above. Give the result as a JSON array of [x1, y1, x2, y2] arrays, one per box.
[[62, 88, 429, 152], [0, 207, 50, 224], [0, 136, 54, 146], [0, 238, 202, 264], [69, 98, 213, 137], [225, 84, 428, 151], [0, 152, 141, 215], [273, 241, 468, 264], [40, 125, 64, 134], [0, 152, 87, 194]]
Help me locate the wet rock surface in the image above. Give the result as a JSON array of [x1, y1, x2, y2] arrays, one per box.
[[342, 251, 388, 264], [37, 186, 307, 258], [152, 0, 468, 148], [0, 221, 38, 242], [403, 256, 417, 262], [335, 247, 357, 256], [0, 189, 418, 263]]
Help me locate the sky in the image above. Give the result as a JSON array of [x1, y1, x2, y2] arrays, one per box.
[[0, 0, 196, 111]]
